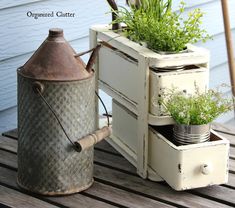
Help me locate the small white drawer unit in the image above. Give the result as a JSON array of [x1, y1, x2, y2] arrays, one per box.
[[90, 25, 229, 188]]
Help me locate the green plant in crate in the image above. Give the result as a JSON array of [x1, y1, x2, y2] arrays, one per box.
[[112, 0, 211, 52], [160, 85, 234, 125]]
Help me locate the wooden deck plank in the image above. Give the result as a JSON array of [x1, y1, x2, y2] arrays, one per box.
[[230, 147, 235, 159], [3, 127, 235, 145], [230, 160, 235, 174], [0, 137, 176, 208], [0, 184, 60, 208], [191, 186, 235, 206], [95, 139, 121, 155], [0, 148, 17, 169], [85, 181, 175, 208], [0, 160, 174, 208], [2, 129, 122, 156], [0, 136, 234, 208], [0, 135, 17, 153], [1, 128, 17, 139], [212, 123, 235, 146], [94, 149, 137, 174], [2, 133, 234, 181], [0, 130, 235, 207], [43, 194, 117, 208], [212, 123, 235, 135], [0, 134, 137, 175], [227, 173, 235, 188], [3, 137, 235, 191], [0, 153, 232, 208], [4, 128, 235, 154], [0, 166, 117, 208], [94, 166, 233, 208]]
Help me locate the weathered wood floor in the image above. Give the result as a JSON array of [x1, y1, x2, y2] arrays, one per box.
[[0, 125, 235, 208]]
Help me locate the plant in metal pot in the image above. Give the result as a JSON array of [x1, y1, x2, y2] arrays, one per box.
[[110, 0, 211, 53], [160, 85, 234, 145]]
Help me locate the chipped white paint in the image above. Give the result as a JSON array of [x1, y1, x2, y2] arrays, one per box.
[[149, 127, 229, 190], [93, 25, 210, 125], [91, 25, 229, 188], [149, 67, 209, 117], [99, 46, 138, 103], [92, 25, 153, 178]]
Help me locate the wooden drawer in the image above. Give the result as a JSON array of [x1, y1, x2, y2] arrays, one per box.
[[149, 67, 209, 116], [99, 46, 138, 104], [111, 100, 229, 190], [112, 99, 138, 155], [99, 45, 209, 123], [149, 126, 229, 190]]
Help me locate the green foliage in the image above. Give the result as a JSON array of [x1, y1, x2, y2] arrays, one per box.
[[113, 0, 211, 52], [160, 85, 234, 125]]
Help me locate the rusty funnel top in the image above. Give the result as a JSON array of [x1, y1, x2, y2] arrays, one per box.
[[18, 28, 91, 81]]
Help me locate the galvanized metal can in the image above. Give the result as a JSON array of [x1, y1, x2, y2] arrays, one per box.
[[17, 28, 98, 195], [173, 124, 211, 145]]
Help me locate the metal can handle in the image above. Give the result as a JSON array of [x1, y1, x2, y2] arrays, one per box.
[[32, 81, 111, 152]]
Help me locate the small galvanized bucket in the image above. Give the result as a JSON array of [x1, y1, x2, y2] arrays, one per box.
[[173, 124, 211, 145]]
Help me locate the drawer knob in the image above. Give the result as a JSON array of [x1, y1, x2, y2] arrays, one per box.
[[201, 164, 212, 175]]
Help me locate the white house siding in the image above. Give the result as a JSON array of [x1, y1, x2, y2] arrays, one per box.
[[0, 0, 234, 132], [0, 0, 116, 132], [191, 0, 235, 123]]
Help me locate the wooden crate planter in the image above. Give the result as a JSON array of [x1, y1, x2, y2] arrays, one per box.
[[90, 25, 211, 180]]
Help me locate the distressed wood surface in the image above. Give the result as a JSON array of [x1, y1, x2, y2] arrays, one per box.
[[0, 184, 60, 208], [0, 166, 116, 208], [3, 128, 235, 173], [230, 147, 235, 160], [0, 128, 235, 207], [212, 123, 235, 146]]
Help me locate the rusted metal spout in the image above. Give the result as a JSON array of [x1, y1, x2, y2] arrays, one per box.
[[86, 44, 101, 73]]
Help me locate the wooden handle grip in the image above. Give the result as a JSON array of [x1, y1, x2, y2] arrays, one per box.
[[74, 126, 112, 152]]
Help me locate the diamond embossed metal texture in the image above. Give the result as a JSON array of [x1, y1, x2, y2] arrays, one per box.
[[17, 74, 95, 195]]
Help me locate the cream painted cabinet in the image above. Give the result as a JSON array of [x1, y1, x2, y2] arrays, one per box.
[[90, 25, 229, 190]]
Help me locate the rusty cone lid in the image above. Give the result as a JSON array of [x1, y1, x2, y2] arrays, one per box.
[[18, 28, 91, 81]]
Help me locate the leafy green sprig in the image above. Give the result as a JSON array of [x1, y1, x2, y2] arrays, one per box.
[[112, 0, 211, 52], [160, 85, 234, 125]]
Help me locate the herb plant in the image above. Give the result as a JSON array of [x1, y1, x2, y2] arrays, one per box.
[[113, 0, 211, 52], [160, 85, 234, 125]]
